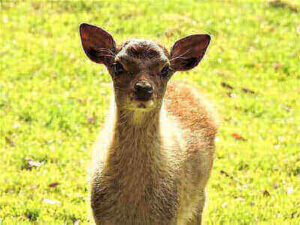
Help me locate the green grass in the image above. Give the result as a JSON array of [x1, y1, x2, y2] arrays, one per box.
[[0, 0, 299, 224]]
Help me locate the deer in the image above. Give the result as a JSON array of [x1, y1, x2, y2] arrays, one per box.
[[79, 23, 218, 225]]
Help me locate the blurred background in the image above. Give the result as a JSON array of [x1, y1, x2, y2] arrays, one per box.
[[0, 0, 299, 224]]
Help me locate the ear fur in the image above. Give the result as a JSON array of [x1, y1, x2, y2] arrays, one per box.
[[170, 34, 211, 71]]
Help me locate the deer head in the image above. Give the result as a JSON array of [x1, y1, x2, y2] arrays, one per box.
[[79, 23, 210, 112]]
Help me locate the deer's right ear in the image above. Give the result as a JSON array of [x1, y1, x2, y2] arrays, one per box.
[[79, 23, 116, 66]]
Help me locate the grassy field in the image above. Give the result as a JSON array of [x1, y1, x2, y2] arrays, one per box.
[[0, 0, 299, 224]]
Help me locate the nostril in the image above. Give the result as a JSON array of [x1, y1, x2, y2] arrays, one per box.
[[144, 85, 154, 94]]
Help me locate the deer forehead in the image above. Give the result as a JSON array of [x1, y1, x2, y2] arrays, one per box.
[[116, 39, 169, 70]]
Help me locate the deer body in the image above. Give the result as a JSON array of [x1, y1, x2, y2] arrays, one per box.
[[80, 23, 217, 225]]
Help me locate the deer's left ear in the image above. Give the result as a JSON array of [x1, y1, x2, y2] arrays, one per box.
[[170, 34, 211, 71], [79, 23, 116, 66]]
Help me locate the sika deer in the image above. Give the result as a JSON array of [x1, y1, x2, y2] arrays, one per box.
[[79, 23, 218, 225]]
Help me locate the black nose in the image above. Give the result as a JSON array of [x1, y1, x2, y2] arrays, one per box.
[[134, 81, 153, 100]]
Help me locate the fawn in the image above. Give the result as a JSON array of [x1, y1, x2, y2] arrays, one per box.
[[79, 23, 218, 225]]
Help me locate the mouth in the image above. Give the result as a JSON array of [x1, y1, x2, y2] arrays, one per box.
[[130, 99, 154, 110]]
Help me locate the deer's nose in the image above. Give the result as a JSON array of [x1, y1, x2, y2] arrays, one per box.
[[134, 81, 153, 101]]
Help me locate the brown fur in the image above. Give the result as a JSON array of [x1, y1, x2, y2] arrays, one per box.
[[79, 23, 217, 225]]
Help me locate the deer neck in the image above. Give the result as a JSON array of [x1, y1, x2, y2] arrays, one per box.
[[105, 106, 176, 209], [108, 107, 167, 176], [116, 108, 161, 155]]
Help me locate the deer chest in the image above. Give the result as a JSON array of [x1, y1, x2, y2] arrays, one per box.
[[91, 170, 178, 225]]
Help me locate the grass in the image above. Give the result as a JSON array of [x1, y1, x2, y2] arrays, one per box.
[[0, 0, 299, 224]]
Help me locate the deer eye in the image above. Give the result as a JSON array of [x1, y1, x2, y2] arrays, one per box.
[[114, 62, 124, 75], [160, 65, 170, 77]]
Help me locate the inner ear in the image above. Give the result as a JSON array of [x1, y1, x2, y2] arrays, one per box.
[[170, 34, 211, 71], [79, 23, 116, 66], [182, 57, 199, 70]]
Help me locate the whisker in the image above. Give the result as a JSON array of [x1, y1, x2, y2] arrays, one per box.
[[169, 49, 192, 62], [96, 48, 116, 56], [101, 54, 115, 58]]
